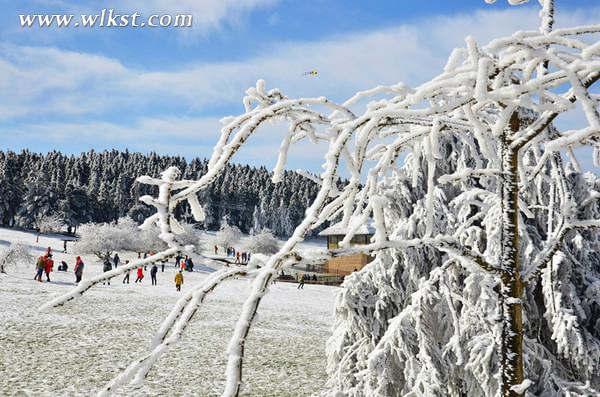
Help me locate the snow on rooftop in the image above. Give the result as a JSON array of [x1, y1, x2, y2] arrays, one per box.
[[318, 219, 376, 236]]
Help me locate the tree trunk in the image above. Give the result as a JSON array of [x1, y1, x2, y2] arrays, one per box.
[[499, 116, 525, 396]]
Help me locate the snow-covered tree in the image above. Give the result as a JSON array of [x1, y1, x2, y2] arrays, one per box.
[[58, 185, 92, 234], [0, 243, 34, 274], [34, 214, 64, 243], [45, 1, 600, 396], [127, 203, 154, 224], [75, 217, 138, 260], [38, 214, 63, 234], [174, 223, 203, 250], [215, 220, 242, 248], [0, 151, 23, 226], [0, 149, 318, 235], [16, 184, 58, 230], [136, 225, 168, 253], [245, 229, 280, 254]]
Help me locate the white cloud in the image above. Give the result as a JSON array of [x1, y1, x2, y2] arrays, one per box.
[[6, 6, 600, 121], [119, 0, 279, 33], [4, 116, 221, 143], [0, 44, 129, 118]]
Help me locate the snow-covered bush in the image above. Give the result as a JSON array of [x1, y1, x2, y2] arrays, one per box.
[[175, 223, 203, 249], [75, 217, 138, 259], [136, 225, 168, 253], [38, 214, 64, 234], [47, 2, 600, 396], [34, 214, 64, 242], [245, 229, 280, 254], [215, 221, 242, 248], [0, 243, 34, 273], [134, 222, 202, 253]]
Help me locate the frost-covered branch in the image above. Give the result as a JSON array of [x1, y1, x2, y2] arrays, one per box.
[[0, 243, 34, 274], [332, 236, 497, 275], [41, 249, 178, 310], [524, 220, 600, 282]]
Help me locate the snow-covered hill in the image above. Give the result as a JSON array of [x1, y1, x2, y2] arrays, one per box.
[[0, 227, 335, 396]]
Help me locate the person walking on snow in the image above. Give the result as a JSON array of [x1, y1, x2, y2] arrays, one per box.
[[123, 260, 131, 283], [135, 266, 144, 283], [174, 270, 183, 292], [34, 255, 45, 282], [297, 273, 305, 289], [235, 252, 241, 264], [214, 245, 218, 255], [102, 258, 112, 285], [113, 253, 120, 268], [44, 254, 54, 282], [74, 256, 84, 283], [150, 263, 158, 286]]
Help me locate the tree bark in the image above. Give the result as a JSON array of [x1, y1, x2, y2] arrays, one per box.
[[500, 114, 525, 396]]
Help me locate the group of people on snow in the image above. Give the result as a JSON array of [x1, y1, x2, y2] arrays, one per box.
[[33, 248, 185, 292], [174, 254, 194, 272], [216, 245, 251, 265], [34, 247, 54, 282]]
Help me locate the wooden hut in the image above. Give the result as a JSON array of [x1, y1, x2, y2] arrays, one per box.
[[318, 220, 375, 275]]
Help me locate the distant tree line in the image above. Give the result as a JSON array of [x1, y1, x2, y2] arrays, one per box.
[[0, 150, 322, 236]]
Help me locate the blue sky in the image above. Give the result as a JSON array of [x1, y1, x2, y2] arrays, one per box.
[[0, 0, 598, 172]]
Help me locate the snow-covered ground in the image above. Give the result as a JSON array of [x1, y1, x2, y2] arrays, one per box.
[[0, 228, 336, 396]]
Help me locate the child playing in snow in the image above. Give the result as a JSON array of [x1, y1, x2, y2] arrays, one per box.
[[174, 270, 183, 291]]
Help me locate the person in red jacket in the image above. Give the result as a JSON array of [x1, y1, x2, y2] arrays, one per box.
[[44, 254, 54, 282], [74, 256, 84, 283], [135, 266, 144, 283]]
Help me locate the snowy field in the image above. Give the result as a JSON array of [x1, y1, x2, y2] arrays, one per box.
[[0, 228, 336, 396]]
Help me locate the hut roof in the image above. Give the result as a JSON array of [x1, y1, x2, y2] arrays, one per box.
[[318, 219, 376, 237]]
